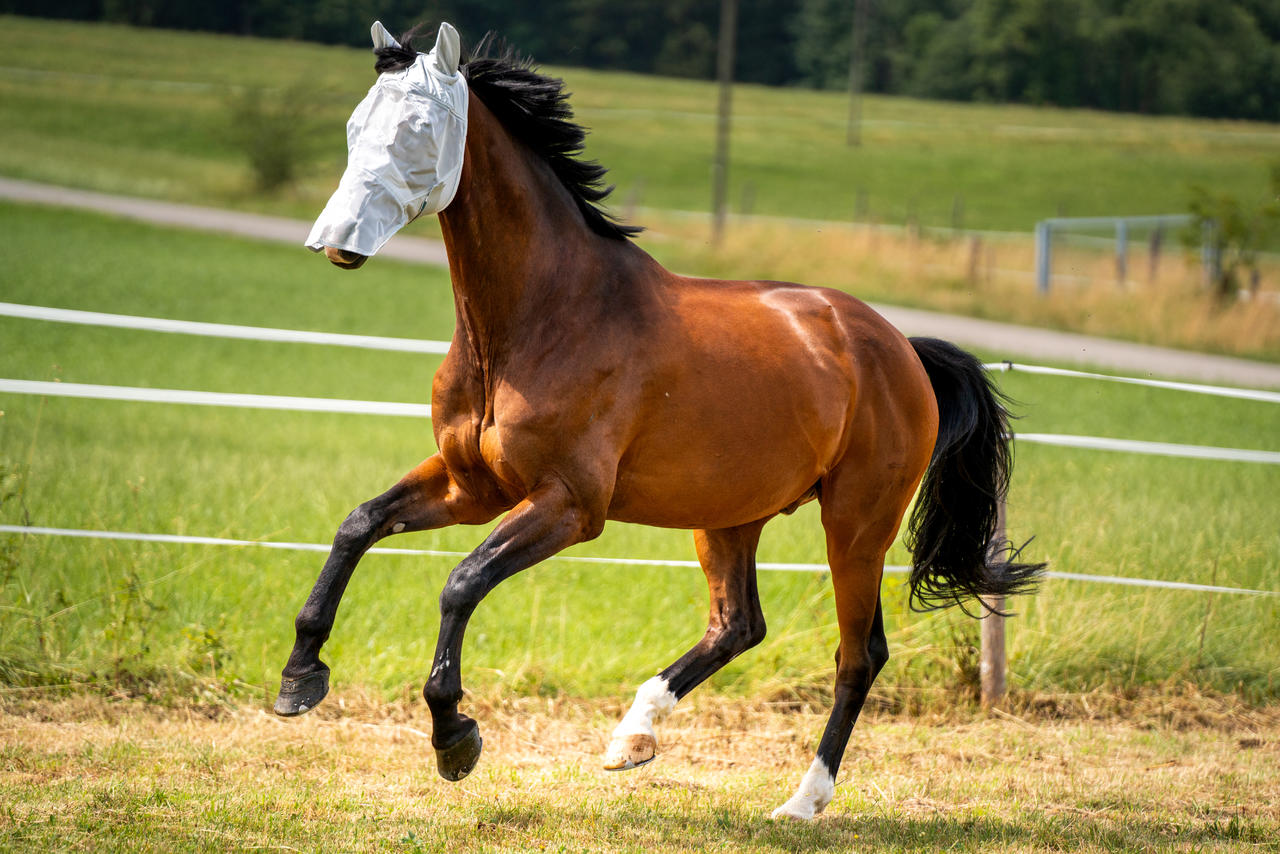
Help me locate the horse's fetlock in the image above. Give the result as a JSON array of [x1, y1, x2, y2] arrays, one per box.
[[422, 676, 462, 712]]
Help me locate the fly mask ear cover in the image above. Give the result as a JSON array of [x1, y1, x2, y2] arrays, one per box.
[[305, 22, 468, 258]]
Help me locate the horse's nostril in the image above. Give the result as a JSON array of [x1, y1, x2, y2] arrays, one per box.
[[323, 246, 368, 269]]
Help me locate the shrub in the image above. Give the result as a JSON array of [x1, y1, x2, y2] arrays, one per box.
[[225, 82, 322, 193], [1186, 162, 1280, 302]]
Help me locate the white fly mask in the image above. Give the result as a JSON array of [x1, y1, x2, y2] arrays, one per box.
[[305, 21, 468, 259]]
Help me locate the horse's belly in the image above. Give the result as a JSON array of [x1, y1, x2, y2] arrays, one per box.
[[605, 427, 831, 529]]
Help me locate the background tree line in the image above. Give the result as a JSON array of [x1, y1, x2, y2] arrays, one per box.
[[11, 0, 1280, 121]]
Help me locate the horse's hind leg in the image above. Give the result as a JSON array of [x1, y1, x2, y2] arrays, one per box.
[[772, 588, 887, 820], [604, 519, 769, 770], [772, 482, 904, 820], [275, 455, 496, 716]]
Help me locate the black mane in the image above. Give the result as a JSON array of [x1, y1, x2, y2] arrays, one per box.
[[375, 27, 641, 242]]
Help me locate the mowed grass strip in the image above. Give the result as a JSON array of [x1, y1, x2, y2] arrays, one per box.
[[1, 203, 1277, 703], [0, 695, 1277, 853], [1, 16, 1278, 232]]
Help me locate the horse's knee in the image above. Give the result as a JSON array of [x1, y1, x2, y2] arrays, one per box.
[[721, 622, 753, 656], [438, 564, 485, 618], [335, 502, 378, 550]]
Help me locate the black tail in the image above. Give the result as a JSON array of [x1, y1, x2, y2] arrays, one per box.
[[905, 337, 1045, 612]]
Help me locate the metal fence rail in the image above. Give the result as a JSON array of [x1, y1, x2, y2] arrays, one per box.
[[1032, 213, 1208, 293]]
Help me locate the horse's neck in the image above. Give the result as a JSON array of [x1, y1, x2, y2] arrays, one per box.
[[438, 96, 626, 366]]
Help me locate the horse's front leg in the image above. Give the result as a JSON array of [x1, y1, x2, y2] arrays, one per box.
[[275, 455, 497, 716], [424, 479, 602, 781]]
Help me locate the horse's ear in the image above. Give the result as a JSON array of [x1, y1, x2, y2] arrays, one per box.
[[432, 22, 462, 75], [371, 20, 401, 51]]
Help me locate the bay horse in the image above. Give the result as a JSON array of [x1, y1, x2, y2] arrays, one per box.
[[277, 21, 1043, 820]]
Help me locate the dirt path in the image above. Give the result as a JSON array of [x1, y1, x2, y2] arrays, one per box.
[[6, 176, 1279, 388]]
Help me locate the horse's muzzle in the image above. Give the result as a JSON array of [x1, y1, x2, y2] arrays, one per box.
[[323, 246, 368, 269]]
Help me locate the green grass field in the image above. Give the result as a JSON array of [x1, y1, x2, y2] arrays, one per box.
[[2, 15, 1278, 234], [1, 202, 1276, 708]]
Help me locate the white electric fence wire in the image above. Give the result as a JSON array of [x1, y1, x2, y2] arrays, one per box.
[[1, 380, 1275, 463], [0, 379, 432, 418], [0, 524, 869, 574], [983, 360, 1280, 403], [1013, 433, 1280, 465], [2, 525, 1277, 597], [0, 302, 449, 354], [3, 302, 1277, 403]]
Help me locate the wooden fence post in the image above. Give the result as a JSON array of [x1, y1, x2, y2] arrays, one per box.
[[980, 494, 1008, 706]]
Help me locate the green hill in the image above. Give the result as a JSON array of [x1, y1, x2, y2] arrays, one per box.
[[2, 15, 1278, 234]]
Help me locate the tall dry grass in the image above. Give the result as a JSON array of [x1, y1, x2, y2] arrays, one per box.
[[641, 214, 1280, 362]]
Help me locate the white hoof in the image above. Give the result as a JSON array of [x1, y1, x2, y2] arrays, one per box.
[[605, 676, 675, 771], [770, 801, 818, 821], [602, 733, 657, 771], [771, 758, 834, 821]]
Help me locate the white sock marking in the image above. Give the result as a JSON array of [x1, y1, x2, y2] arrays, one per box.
[[771, 757, 835, 820], [612, 676, 677, 740]]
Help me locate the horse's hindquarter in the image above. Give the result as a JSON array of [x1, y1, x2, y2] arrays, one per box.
[[607, 278, 925, 530]]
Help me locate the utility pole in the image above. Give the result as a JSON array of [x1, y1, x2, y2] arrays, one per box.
[[846, 0, 871, 146], [711, 0, 738, 245]]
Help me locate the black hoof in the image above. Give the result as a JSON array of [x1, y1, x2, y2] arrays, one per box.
[[274, 668, 330, 717], [435, 722, 482, 781]]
